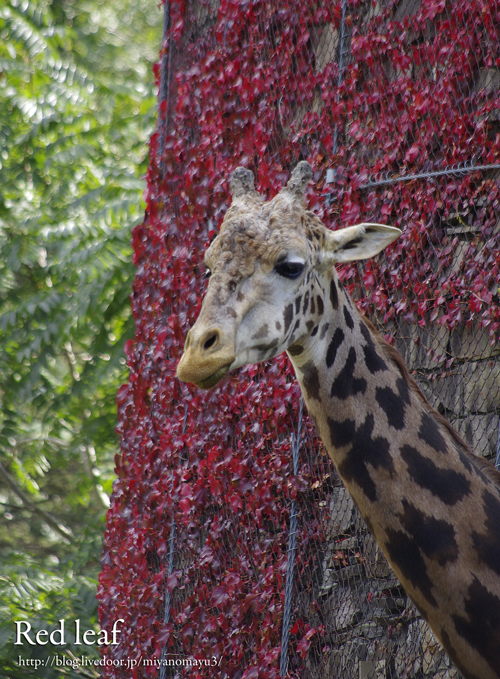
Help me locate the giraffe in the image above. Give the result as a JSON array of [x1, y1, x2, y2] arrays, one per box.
[[176, 161, 500, 679]]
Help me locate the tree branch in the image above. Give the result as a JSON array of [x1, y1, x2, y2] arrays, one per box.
[[81, 445, 110, 511], [0, 462, 74, 544]]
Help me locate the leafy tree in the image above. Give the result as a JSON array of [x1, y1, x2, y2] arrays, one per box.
[[0, 0, 162, 674]]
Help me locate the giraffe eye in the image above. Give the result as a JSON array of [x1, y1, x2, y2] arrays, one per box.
[[274, 261, 305, 279]]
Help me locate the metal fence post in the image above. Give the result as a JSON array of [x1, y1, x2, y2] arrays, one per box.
[[159, 405, 188, 679], [496, 415, 500, 471], [158, 0, 172, 166], [280, 398, 304, 677], [326, 0, 349, 194]]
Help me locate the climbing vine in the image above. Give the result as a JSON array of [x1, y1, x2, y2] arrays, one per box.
[[98, 1, 500, 677]]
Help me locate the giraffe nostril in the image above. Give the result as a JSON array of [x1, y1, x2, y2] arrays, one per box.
[[203, 331, 219, 352]]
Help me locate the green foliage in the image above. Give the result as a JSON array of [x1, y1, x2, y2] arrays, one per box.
[[0, 0, 161, 673]]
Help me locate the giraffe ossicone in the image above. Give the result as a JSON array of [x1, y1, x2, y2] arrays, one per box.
[[176, 162, 500, 679]]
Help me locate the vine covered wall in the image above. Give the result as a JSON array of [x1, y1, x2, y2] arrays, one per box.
[[98, 1, 500, 677]]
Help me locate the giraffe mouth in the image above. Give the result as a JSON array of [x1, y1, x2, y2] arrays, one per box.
[[194, 364, 231, 390]]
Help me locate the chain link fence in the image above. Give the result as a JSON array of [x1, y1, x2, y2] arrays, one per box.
[[151, 1, 500, 677]]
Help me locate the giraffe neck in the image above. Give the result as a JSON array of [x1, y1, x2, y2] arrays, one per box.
[[287, 272, 500, 679], [290, 275, 423, 518]]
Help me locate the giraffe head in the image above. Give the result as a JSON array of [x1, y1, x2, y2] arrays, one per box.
[[176, 162, 401, 389]]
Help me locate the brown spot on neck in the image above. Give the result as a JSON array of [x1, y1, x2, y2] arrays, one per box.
[[299, 361, 321, 400], [288, 342, 304, 356], [360, 316, 500, 487], [329, 279, 339, 310]]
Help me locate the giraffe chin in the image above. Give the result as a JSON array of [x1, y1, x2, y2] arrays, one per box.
[[195, 365, 231, 390]]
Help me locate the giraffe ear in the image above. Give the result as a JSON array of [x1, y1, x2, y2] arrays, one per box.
[[230, 167, 259, 199], [320, 223, 401, 267]]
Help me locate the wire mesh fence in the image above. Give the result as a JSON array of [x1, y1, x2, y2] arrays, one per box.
[[157, 1, 500, 677], [100, 1, 500, 677]]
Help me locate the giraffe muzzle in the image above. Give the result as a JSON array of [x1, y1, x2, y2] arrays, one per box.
[[176, 327, 235, 389]]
